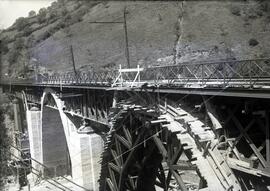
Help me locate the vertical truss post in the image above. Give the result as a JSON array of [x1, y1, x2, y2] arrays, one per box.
[[137, 65, 140, 83], [249, 60, 252, 87], [131, 65, 141, 87], [120, 65, 123, 87], [223, 63, 226, 87], [201, 64, 204, 85]]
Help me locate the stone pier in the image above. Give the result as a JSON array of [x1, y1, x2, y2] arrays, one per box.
[[25, 90, 104, 190]]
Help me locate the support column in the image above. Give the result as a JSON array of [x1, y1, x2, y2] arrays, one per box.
[[26, 106, 42, 182], [79, 133, 103, 190], [203, 97, 222, 130], [55, 94, 104, 190], [112, 91, 118, 108], [12, 99, 23, 190]]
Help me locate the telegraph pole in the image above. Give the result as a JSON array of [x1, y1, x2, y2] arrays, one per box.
[[70, 45, 77, 76], [123, 7, 130, 68], [88, 7, 131, 68]]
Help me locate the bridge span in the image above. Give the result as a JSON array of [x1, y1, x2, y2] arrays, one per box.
[[1, 58, 270, 191]]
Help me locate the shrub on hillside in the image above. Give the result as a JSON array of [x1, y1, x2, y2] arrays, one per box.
[[23, 25, 33, 36], [249, 38, 259, 47], [37, 8, 47, 24], [61, 8, 68, 17], [14, 32, 24, 39], [259, 2, 269, 13], [26, 35, 35, 48], [15, 17, 28, 31], [38, 31, 51, 42], [231, 6, 241, 16], [72, 7, 88, 23], [63, 14, 72, 25], [7, 38, 25, 64], [58, 0, 66, 5], [28, 10, 36, 17], [0, 39, 9, 54], [8, 49, 19, 64], [48, 9, 58, 20], [14, 38, 25, 50], [56, 20, 66, 29]]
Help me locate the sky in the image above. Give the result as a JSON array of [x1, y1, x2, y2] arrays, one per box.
[[0, 0, 55, 29]]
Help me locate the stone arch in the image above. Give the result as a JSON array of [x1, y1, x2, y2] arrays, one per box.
[[40, 92, 71, 177], [39, 88, 103, 190]]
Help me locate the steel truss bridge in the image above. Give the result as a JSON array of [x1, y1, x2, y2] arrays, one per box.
[[1, 58, 270, 191]]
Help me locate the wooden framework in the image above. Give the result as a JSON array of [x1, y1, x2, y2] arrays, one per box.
[[101, 103, 206, 191], [207, 98, 270, 190]]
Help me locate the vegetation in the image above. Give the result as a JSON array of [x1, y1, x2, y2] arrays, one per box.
[[0, 105, 12, 189], [37, 8, 47, 24], [23, 25, 33, 37], [28, 10, 36, 17], [231, 6, 241, 16], [7, 38, 25, 65], [249, 38, 259, 47], [0, 38, 9, 55], [14, 17, 28, 31]]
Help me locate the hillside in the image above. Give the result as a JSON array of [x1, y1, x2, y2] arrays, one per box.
[[0, 0, 269, 79]]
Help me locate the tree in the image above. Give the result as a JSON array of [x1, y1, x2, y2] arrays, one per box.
[[0, 38, 9, 54], [15, 17, 28, 31], [0, 105, 11, 189], [14, 38, 25, 50], [8, 49, 19, 64], [37, 8, 47, 24], [23, 25, 32, 36], [28, 10, 36, 17], [26, 35, 35, 48], [7, 38, 25, 65], [48, 9, 58, 21], [39, 8, 47, 15], [61, 7, 68, 17]]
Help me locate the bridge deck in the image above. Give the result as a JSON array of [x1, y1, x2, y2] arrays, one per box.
[[1, 58, 270, 99]]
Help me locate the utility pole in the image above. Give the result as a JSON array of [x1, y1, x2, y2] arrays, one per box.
[[70, 45, 77, 76], [87, 7, 131, 68], [123, 7, 130, 68]]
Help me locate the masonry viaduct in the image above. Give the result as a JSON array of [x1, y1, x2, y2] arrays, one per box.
[[2, 59, 270, 191]]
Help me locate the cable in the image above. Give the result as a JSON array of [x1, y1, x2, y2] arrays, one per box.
[[7, 58, 270, 188], [72, 61, 252, 171], [2, 149, 68, 191], [100, 84, 232, 170], [8, 144, 90, 191]]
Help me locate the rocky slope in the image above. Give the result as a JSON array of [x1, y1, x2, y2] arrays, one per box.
[[0, 0, 269, 79]]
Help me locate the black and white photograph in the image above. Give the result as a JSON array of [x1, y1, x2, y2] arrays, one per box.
[[0, 0, 270, 190]]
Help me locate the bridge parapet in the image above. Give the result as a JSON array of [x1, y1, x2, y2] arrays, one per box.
[[1, 58, 270, 91], [40, 69, 118, 86], [140, 58, 270, 88], [38, 58, 270, 89]]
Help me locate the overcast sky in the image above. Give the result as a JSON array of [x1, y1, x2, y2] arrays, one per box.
[[0, 0, 55, 29]]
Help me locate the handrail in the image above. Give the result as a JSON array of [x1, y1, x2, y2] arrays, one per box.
[[1, 58, 270, 89], [148, 58, 270, 69]]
